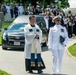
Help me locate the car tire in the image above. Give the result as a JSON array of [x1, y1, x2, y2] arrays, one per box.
[[2, 46, 7, 50]]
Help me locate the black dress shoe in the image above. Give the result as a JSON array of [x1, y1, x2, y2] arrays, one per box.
[[38, 70, 43, 74]]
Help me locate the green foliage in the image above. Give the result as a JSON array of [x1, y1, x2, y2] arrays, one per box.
[[2, 0, 69, 9], [0, 69, 11, 75], [68, 44, 76, 57]]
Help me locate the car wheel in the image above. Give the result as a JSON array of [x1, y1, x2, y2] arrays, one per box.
[[2, 46, 7, 50]]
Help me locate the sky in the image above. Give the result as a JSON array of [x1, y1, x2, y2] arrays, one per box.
[[69, 0, 76, 8]]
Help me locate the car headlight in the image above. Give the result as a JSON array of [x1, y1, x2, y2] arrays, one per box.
[[3, 33, 6, 40]]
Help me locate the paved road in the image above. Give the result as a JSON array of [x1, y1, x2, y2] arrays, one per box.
[[0, 38, 76, 75]]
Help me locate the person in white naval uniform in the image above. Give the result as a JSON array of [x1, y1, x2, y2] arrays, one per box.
[[6, 4, 10, 15], [18, 3, 24, 15], [48, 16, 69, 74]]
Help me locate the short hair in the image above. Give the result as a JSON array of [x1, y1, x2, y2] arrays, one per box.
[[29, 15, 35, 20]]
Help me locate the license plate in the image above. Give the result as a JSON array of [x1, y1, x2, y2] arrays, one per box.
[[14, 42, 20, 45]]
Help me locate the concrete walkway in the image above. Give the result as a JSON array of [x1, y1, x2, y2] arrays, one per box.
[[42, 38, 76, 75], [0, 38, 76, 75]]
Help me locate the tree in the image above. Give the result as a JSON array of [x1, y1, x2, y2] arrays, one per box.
[[30, 0, 69, 9], [2, 0, 69, 9], [56, 0, 69, 9]]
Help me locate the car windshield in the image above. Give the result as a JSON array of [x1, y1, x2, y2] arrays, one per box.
[[8, 23, 27, 31]]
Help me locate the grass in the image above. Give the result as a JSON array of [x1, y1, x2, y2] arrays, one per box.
[[2, 21, 11, 29], [0, 69, 11, 75], [0, 32, 1, 45], [0, 21, 12, 45], [68, 43, 76, 57]]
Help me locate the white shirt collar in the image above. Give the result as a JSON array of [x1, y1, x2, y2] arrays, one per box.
[[44, 16, 49, 19], [56, 24, 61, 28]]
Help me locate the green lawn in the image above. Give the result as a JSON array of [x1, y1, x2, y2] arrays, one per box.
[[0, 32, 1, 45], [0, 21, 12, 45], [68, 44, 76, 57], [0, 69, 11, 75], [2, 21, 11, 29]]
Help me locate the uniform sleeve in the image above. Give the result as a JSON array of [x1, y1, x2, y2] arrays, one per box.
[[48, 28, 53, 50], [63, 27, 69, 46]]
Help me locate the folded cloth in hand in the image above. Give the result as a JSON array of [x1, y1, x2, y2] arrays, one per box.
[[60, 35, 65, 45]]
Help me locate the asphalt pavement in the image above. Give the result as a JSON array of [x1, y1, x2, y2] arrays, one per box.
[[0, 38, 76, 75]]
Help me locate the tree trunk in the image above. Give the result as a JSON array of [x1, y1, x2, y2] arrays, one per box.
[[16, 0, 20, 3], [31, 0, 36, 8]]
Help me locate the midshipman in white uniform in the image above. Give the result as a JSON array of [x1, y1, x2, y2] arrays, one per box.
[[6, 4, 10, 14], [18, 4, 24, 15], [48, 16, 69, 74], [24, 15, 45, 74]]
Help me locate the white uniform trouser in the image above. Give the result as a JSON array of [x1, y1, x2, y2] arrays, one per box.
[[18, 11, 23, 15], [52, 49, 64, 73]]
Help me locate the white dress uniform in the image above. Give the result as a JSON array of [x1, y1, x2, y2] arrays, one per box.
[[48, 24, 69, 74], [6, 5, 10, 14], [18, 5, 24, 15], [44, 17, 49, 29]]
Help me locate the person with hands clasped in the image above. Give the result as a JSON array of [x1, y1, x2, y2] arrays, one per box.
[[24, 15, 45, 74]]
